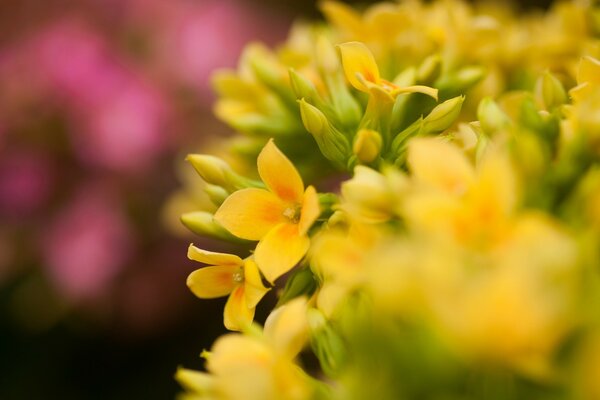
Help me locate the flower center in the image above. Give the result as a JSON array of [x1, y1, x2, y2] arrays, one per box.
[[283, 204, 301, 223], [232, 267, 244, 284]]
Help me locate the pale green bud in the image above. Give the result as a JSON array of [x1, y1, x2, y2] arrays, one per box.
[[180, 211, 243, 242], [204, 184, 229, 206], [307, 308, 347, 377], [392, 66, 417, 87], [247, 45, 296, 107], [186, 154, 259, 191], [276, 266, 317, 307], [299, 98, 351, 169], [289, 68, 319, 102], [353, 129, 382, 163], [316, 35, 340, 74], [437, 66, 485, 97], [417, 54, 442, 85], [422, 95, 464, 134], [535, 71, 567, 110], [390, 117, 424, 158], [477, 97, 510, 134]]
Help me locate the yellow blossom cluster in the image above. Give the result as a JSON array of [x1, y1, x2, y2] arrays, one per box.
[[173, 1, 600, 399]]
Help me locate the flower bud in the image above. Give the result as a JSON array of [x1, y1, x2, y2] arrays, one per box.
[[477, 97, 510, 134], [186, 154, 262, 192], [417, 54, 442, 85], [276, 266, 317, 307], [289, 68, 319, 102], [316, 35, 340, 74], [204, 184, 229, 206], [307, 308, 347, 377], [422, 95, 464, 134], [299, 98, 351, 169], [535, 71, 567, 110], [437, 66, 485, 97], [353, 129, 382, 163], [181, 211, 243, 242]]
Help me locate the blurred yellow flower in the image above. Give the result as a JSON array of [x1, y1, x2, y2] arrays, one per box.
[[176, 298, 312, 400], [214, 140, 320, 283]]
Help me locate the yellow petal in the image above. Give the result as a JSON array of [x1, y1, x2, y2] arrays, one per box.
[[243, 259, 270, 309], [337, 42, 381, 93], [298, 186, 320, 235], [223, 285, 255, 331], [408, 137, 475, 195], [214, 188, 287, 240], [263, 297, 309, 359], [391, 85, 439, 101], [255, 223, 310, 283], [257, 140, 304, 204], [468, 150, 517, 223], [578, 56, 600, 86], [175, 367, 214, 394], [320, 1, 366, 37], [187, 265, 238, 299], [187, 244, 243, 266]]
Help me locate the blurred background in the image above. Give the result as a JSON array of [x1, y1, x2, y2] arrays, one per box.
[[0, 0, 553, 399]]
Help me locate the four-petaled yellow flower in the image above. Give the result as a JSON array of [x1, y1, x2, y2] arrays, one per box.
[[187, 244, 270, 331], [214, 140, 321, 283], [337, 41, 438, 101]]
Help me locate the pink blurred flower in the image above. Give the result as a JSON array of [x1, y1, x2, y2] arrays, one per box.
[[41, 186, 133, 301], [0, 151, 54, 219], [71, 81, 169, 173], [33, 21, 171, 173]]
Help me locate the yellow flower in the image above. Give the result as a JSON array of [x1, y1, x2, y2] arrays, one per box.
[[187, 245, 270, 331], [337, 41, 438, 101], [214, 140, 321, 283], [176, 298, 312, 400], [403, 137, 517, 246]]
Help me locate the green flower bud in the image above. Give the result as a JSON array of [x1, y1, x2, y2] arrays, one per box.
[[276, 266, 317, 307], [422, 95, 464, 134], [180, 211, 244, 242], [477, 97, 510, 134], [299, 98, 351, 169], [289, 68, 319, 102], [247, 45, 297, 108], [307, 308, 347, 378], [204, 184, 229, 206], [353, 129, 383, 163], [316, 35, 340, 74], [437, 66, 485, 97], [390, 117, 424, 160], [186, 154, 260, 191], [535, 71, 567, 110], [417, 54, 442, 85]]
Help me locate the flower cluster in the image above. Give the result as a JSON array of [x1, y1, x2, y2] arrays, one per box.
[[177, 1, 600, 398]]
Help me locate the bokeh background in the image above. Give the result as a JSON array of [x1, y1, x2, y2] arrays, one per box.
[[0, 0, 554, 398]]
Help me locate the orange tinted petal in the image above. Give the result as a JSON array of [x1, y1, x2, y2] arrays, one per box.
[[298, 186, 320, 235], [214, 188, 287, 240], [223, 285, 255, 331], [187, 244, 243, 266], [337, 41, 380, 92], [187, 265, 238, 299], [257, 140, 304, 203], [255, 223, 310, 284]]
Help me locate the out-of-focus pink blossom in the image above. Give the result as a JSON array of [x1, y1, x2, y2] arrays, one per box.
[[72, 82, 169, 172], [127, 0, 286, 99], [0, 151, 54, 219], [41, 187, 133, 302], [33, 21, 171, 173]]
